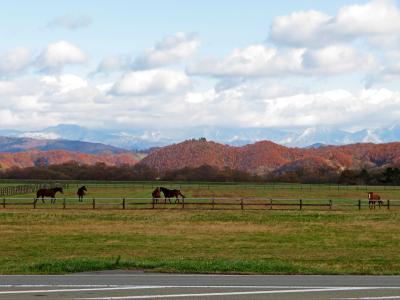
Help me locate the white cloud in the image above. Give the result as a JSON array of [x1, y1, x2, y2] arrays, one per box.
[[302, 45, 376, 75], [189, 44, 372, 77], [92, 55, 131, 75], [188, 45, 303, 77], [111, 69, 191, 95], [270, 10, 333, 47], [270, 0, 400, 47], [47, 15, 92, 30], [37, 41, 88, 72], [0, 48, 31, 77], [133, 32, 200, 69], [40, 74, 88, 94]]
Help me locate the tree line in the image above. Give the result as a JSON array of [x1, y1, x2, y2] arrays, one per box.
[[1, 161, 400, 185]]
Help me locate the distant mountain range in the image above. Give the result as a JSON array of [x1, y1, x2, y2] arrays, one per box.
[[0, 136, 128, 154], [2, 123, 400, 150], [0, 136, 143, 169], [0, 150, 141, 170], [1, 134, 400, 176]]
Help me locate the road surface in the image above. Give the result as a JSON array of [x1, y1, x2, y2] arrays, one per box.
[[0, 272, 400, 299]]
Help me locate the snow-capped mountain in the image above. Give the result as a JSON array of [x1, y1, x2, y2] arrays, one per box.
[[2, 123, 400, 150]]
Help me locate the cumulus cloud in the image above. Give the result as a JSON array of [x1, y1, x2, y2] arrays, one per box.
[[40, 74, 88, 94], [91, 54, 131, 76], [47, 15, 92, 30], [270, 0, 400, 47], [132, 32, 200, 69], [111, 69, 191, 95], [0, 48, 31, 77], [188, 44, 373, 77], [178, 86, 400, 129], [37, 41, 88, 72], [188, 45, 303, 77]]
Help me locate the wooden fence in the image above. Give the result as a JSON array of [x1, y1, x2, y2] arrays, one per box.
[[0, 197, 398, 211], [0, 183, 69, 197]]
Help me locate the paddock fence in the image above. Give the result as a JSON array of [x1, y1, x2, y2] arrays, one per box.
[[0, 183, 69, 197], [0, 197, 398, 211]]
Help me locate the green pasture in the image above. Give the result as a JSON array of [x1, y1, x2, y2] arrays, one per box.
[[7, 181, 400, 200], [0, 209, 399, 275], [5, 182, 400, 211], [1, 182, 400, 275]]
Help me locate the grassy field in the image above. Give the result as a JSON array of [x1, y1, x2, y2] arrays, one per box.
[[0, 209, 399, 275], [1, 182, 400, 275], [8, 181, 400, 200]]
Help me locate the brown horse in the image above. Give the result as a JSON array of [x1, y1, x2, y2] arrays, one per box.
[[160, 187, 185, 204], [77, 186, 87, 202], [152, 187, 161, 203], [36, 187, 63, 204], [368, 192, 383, 209]]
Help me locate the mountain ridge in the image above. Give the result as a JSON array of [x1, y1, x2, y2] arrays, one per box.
[[139, 139, 400, 175], [4, 123, 400, 150]]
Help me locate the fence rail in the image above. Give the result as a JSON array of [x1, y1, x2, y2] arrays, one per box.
[[0, 197, 398, 211], [0, 183, 69, 197]]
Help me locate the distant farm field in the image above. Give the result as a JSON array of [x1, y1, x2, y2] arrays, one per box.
[[1, 181, 400, 275], [4, 181, 400, 210]]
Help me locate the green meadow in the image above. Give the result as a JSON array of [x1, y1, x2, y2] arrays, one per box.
[[1, 182, 400, 274]]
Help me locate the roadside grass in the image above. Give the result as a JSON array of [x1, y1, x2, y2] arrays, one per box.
[[1, 209, 400, 275]]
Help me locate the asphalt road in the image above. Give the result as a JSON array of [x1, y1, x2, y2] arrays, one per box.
[[0, 272, 400, 299]]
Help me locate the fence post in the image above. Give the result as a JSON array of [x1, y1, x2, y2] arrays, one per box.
[[299, 199, 303, 210], [358, 199, 361, 210], [63, 198, 66, 209], [270, 199, 273, 210], [240, 198, 244, 210], [92, 198, 96, 210], [182, 197, 185, 209], [387, 199, 390, 210], [212, 198, 215, 210], [122, 198, 126, 210], [2, 198, 5, 208], [329, 199, 332, 210], [33, 198, 36, 209]]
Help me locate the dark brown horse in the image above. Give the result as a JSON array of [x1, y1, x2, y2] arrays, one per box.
[[77, 186, 87, 202], [152, 187, 161, 203], [160, 187, 185, 204], [36, 187, 63, 204], [368, 192, 383, 209]]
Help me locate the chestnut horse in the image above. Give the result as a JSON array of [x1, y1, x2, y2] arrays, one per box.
[[160, 187, 185, 204], [368, 192, 383, 209], [77, 186, 87, 202], [36, 187, 64, 204]]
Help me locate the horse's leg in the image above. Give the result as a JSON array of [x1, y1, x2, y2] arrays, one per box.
[[41, 196, 45, 203]]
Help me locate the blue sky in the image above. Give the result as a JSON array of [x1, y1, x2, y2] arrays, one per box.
[[1, 0, 400, 135]]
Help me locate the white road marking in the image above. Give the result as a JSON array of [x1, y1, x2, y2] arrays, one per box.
[[0, 285, 363, 289], [333, 297, 400, 299], [0, 286, 169, 295], [0, 285, 121, 288], [75, 287, 388, 300]]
